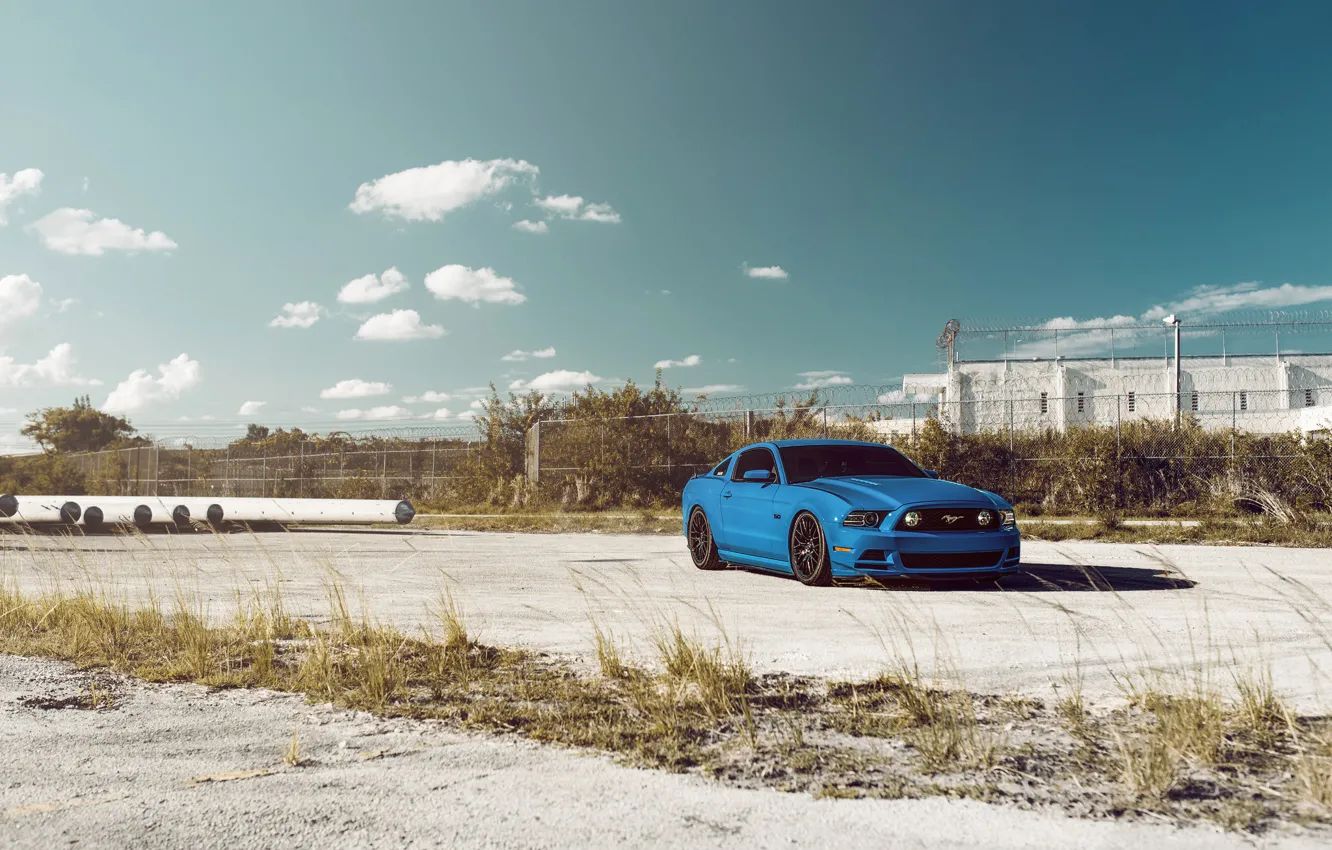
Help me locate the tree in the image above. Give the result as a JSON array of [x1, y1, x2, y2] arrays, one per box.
[[20, 396, 146, 454], [245, 424, 271, 442]]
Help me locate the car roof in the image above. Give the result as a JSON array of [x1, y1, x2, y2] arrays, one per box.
[[766, 439, 892, 448]]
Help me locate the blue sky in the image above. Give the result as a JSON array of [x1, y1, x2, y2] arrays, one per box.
[[4, 1, 1332, 445]]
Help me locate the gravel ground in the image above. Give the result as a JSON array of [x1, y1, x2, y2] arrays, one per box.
[[3, 529, 1330, 709], [4, 654, 1325, 850]]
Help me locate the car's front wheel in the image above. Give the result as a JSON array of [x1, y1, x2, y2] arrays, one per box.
[[688, 507, 723, 570], [789, 511, 832, 586]]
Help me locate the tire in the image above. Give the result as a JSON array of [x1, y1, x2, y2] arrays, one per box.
[[687, 507, 723, 570], [789, 511, 832, 587]]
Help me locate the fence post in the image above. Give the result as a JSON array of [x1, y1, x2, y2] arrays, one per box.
[[431, 442, 437, 497], [911, 402, 917, 444], [154, 445, 160, 497], [262, 452, 267, 498], [299, 441, 305, 498], [666, 416, 672, 481], [1007, 399, 1015, 499], [381, 446, 388, 498], [822, 407, 828, 438], [1230, 391, 1237, 466], [526, 421, 541, 486], [1116, 393, 1123, 511]]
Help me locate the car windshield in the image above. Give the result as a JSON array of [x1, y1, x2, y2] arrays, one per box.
[[778, 444, 926, 484]]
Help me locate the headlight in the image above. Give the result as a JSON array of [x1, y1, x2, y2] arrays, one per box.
[[903, 510, 921, 528], [1000, 509, 1016, 527], [843, 510, 882, 528]]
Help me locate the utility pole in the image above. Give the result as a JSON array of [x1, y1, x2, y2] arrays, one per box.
[[1163, 315, 1181, 428]]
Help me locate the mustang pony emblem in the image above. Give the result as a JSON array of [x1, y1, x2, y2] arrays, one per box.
[[941, 514, 963, 524]]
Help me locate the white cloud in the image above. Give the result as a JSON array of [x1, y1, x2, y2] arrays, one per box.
[[337, 267, 409, 304], [1149, 281, 1332, 317], [501, 346, 556, 361], [535, 194, 584, 217], [0, 343, 96, 387], [508, 369, 602, 393], [31, 208, 177, 255], [743, 264, 789, 280], [469, 398, 486, 410], [654, 354, 702, 369], [425, 265, 525, 305], [81, 177, 89, 194], [321, 379, 391, 399], [349, 158, 538, 221], [457, 410, 478, 421], [300, 406, 320, 414], [0, 168, 43, 225], [794, 370, 853, 390], [512, 219, 548, 234], [355, 309, 445, 341], [1007, 282, 1332, 358], [430, 408, 453, 420], [403, 390, 451, 404], [578, 202, 621, 224], [334, 406, 413, 421], [238, 400, 266, 416], [683, 384, 743, 395], [0, 274, 42, 324], [269, 301, 326, 329], [51, 297, 78, 313], [534, 194, 621, 224], [103, 353, 201, 413]]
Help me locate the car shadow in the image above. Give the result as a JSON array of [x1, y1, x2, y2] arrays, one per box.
[[832, 562, 1196, 592]]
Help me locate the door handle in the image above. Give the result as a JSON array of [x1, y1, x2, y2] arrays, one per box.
[[722, 491, 733, 499]]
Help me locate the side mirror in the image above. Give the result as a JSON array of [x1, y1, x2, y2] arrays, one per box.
[[923, 469, 940, 479], [742, 469, 774, 482]]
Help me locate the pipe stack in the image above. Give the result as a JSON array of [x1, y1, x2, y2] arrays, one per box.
[[0, 495, 415, 528]]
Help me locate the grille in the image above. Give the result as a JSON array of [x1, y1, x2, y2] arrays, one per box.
[[895, 508, 997, 532], [856, 550, 886, 562], [899, 551, 1003, 569]]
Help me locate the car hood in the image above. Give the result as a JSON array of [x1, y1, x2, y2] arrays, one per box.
[[794, 476, 997, 511]]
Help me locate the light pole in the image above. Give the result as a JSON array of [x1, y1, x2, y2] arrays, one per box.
[[1163, 314, 1181, 427]]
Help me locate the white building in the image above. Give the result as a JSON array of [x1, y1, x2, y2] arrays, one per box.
[[896, 352, 1332, 435]]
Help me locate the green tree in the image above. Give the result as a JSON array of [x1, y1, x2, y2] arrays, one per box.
[[20, 396, 146, 454]]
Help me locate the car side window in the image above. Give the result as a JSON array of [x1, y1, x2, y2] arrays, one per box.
[[731, 448, 777, 482], [712, 457, 731, 476]]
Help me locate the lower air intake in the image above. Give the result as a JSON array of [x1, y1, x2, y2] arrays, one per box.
[[900, 551, 1004, 569]]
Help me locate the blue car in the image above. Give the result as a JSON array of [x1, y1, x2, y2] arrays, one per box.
[[682, 439, 1020, 586]]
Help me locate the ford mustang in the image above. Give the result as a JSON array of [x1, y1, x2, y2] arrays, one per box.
[[682, 439, 1020, 586]]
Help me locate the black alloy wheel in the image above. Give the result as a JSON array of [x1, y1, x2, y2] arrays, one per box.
[[789, 512, 832, 586], [688, 508, 723, 570]]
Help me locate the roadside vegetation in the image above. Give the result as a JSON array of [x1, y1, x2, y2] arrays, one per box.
[[1, 571, 1329, 834], [5, 382, 1330, 543]]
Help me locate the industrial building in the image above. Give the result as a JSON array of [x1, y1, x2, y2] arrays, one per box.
[[883, 318, 1332, 436]]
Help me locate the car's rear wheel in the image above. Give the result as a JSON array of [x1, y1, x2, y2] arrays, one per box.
[[789, 512, 832, 587], [688, 508, 723, 570]]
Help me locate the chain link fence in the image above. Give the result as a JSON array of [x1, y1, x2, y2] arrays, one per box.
[[46, 383, 1332, 516], [61, 428, 485, 501]]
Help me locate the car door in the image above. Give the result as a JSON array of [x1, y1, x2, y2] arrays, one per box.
[[720, 447, 781, 559]]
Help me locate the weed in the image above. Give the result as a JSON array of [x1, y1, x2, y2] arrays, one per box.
[[283, 727, 304, 766]]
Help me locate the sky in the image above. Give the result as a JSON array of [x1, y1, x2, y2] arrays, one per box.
[[5, 1, 1332, 448]]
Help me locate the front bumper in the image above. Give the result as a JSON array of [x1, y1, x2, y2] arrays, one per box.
[[828, 526, 1022, 578]]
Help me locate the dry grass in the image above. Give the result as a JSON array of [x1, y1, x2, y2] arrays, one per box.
[[283, 727, 304, 767], [1023, 518, 1332, 548], [1, 569, 1330, 834]]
